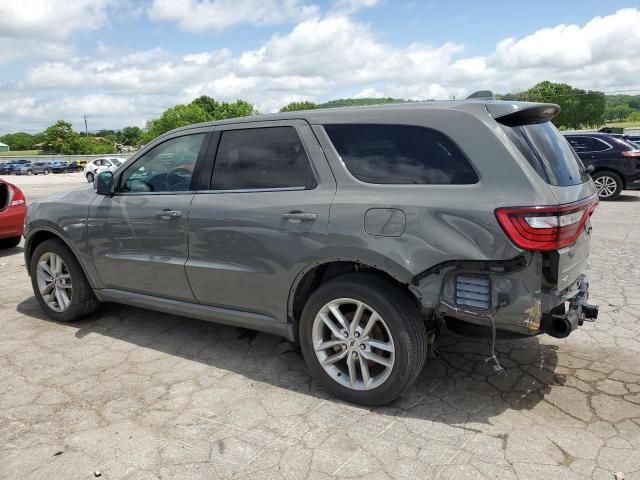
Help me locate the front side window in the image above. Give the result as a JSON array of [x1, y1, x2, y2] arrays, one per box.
[[212, 127, 315, 190], [323, 124, 478, 185], [119, 133, 205, 193]]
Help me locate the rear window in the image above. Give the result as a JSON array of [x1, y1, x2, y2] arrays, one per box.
[[501, 122, 589, 186], [324, 124, 478, 185]]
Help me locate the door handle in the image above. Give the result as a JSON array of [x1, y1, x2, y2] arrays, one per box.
[[282, 211, 317, 223], [156, 209, 182, 219]]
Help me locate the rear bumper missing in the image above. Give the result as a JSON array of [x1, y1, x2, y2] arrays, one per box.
[[411, 253, 598, 338], [540, 276, 598, 338]]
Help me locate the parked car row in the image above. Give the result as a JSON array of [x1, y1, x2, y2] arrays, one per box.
[[563, 132, 640, 200], [0, 159, 87, 175]]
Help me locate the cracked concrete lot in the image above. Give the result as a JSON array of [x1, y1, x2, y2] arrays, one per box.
[[1, 175, 640, 480]]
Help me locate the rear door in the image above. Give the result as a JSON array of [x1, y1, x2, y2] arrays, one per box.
[[89, 129, 211, 301], [186, 120, 335, 322]]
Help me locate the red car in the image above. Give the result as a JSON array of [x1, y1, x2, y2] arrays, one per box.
[[0, 179, 26, 248]]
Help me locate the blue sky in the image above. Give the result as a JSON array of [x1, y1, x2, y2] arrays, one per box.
[[0, 0, 639, 131]]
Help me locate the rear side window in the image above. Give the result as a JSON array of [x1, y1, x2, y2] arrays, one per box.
[[212, 127, 315, 190], [566, 136, 610, 153], [324, 124, 478, 185], [501, 122, 589, 186]]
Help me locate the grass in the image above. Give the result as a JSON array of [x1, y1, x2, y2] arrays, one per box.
[[605, 121, 640, 129], [0, 150, 39, 157]]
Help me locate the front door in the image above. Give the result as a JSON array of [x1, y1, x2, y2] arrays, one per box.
[[186, 121, 336, 321], [89, 131, 209, 301]]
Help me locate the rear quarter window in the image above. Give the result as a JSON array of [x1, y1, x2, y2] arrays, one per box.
[[324, 124, 478, 185], [501, 122, 589, 186]]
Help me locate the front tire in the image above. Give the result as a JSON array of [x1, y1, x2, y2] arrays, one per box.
[[30, 239, 100, 322], [86, 172, 94, 183], [300, 274, 427, 406], [592, 171, 622, 200]]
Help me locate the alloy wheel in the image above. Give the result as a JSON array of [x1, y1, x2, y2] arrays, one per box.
[[36, 252, 73, 312], [312, 298, 395, 390], [593, 175, 618, 199]]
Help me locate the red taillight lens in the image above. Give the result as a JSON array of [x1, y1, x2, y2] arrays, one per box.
[[622, 150, 640, 158], [8, 185, 26, 208], [495, 195, 598, 251]]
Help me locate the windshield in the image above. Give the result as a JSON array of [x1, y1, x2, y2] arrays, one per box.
[[501, 122, 590, 186]]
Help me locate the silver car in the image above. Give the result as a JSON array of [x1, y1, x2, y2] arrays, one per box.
[[24, 99, 599, 405]]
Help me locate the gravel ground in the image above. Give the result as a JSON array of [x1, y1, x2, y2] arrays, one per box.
[[1, 177, 640, 480]]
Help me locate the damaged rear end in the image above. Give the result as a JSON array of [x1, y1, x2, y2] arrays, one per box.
[[415, 102, 599, 340]]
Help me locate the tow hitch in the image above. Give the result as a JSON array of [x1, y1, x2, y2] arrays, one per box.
[[542, 276, 598, 339]]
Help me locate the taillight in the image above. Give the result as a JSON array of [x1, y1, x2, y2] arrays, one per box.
[[622, 150, 640, 158], [8, 185, 26, 207], [495, 195, 598, 251]]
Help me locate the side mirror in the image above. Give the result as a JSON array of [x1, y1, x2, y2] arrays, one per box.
[[96, 171, 114, 196], [586, 165, 595, 174]]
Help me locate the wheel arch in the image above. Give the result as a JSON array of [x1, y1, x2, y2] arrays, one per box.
[[287, 258, 421, 340], [591, 167, 626, 189], [24, 227, 94, 287]]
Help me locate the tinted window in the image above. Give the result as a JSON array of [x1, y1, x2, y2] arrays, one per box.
[[323, 124, 478, 185], [566, 136, 609, 153], [212, 127, 315, 190], [501, 122, 589, 186], [120, 133, 205, 193], [609, 136, 637, 151]]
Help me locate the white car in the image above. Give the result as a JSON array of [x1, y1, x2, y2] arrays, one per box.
[[83, 157, 126, 183]]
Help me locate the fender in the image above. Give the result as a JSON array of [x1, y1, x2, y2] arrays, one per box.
[[24, 222, 103, 289]]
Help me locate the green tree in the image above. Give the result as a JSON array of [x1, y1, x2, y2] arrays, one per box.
[[0, 132, 37, 150], [502, 81, 605, 129], [191, 95, 220, 118], [280, 101, 317, 112], [119, 126, 144, 145], [627, 110, 640, 122], [144, 97, 257, 141], [145, 103, 210, 139], [43, 120, 76, 153]]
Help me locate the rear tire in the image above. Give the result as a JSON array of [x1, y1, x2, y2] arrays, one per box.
[[0, 236, 21, 249], [299, 274, 427, 406], [26, 169, 33, 176], [44, 169, 50, 175], [592, 171, 623, 200], [86, 172, 94, 183], [30, 239, 100, 322]]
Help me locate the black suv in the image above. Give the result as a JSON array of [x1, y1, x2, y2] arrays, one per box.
[[564, 133, 640, 200]]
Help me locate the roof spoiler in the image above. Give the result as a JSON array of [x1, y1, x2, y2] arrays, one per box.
[[487, 103, 560, 127]]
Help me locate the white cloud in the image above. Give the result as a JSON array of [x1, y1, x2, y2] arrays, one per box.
[[0, 0, 122, 38], [5, 7, 640, 130], [148, 0, 320, 32], [0, 38, 74, 64]]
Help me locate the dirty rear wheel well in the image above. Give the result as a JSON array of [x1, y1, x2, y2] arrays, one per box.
[[290, 262, 421, 333]]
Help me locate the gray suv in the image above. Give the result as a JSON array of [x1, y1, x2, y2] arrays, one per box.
[[24, 100, 599, 405]]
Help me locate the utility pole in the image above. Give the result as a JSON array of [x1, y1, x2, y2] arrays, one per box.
[[82, 114, 89, 135]]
